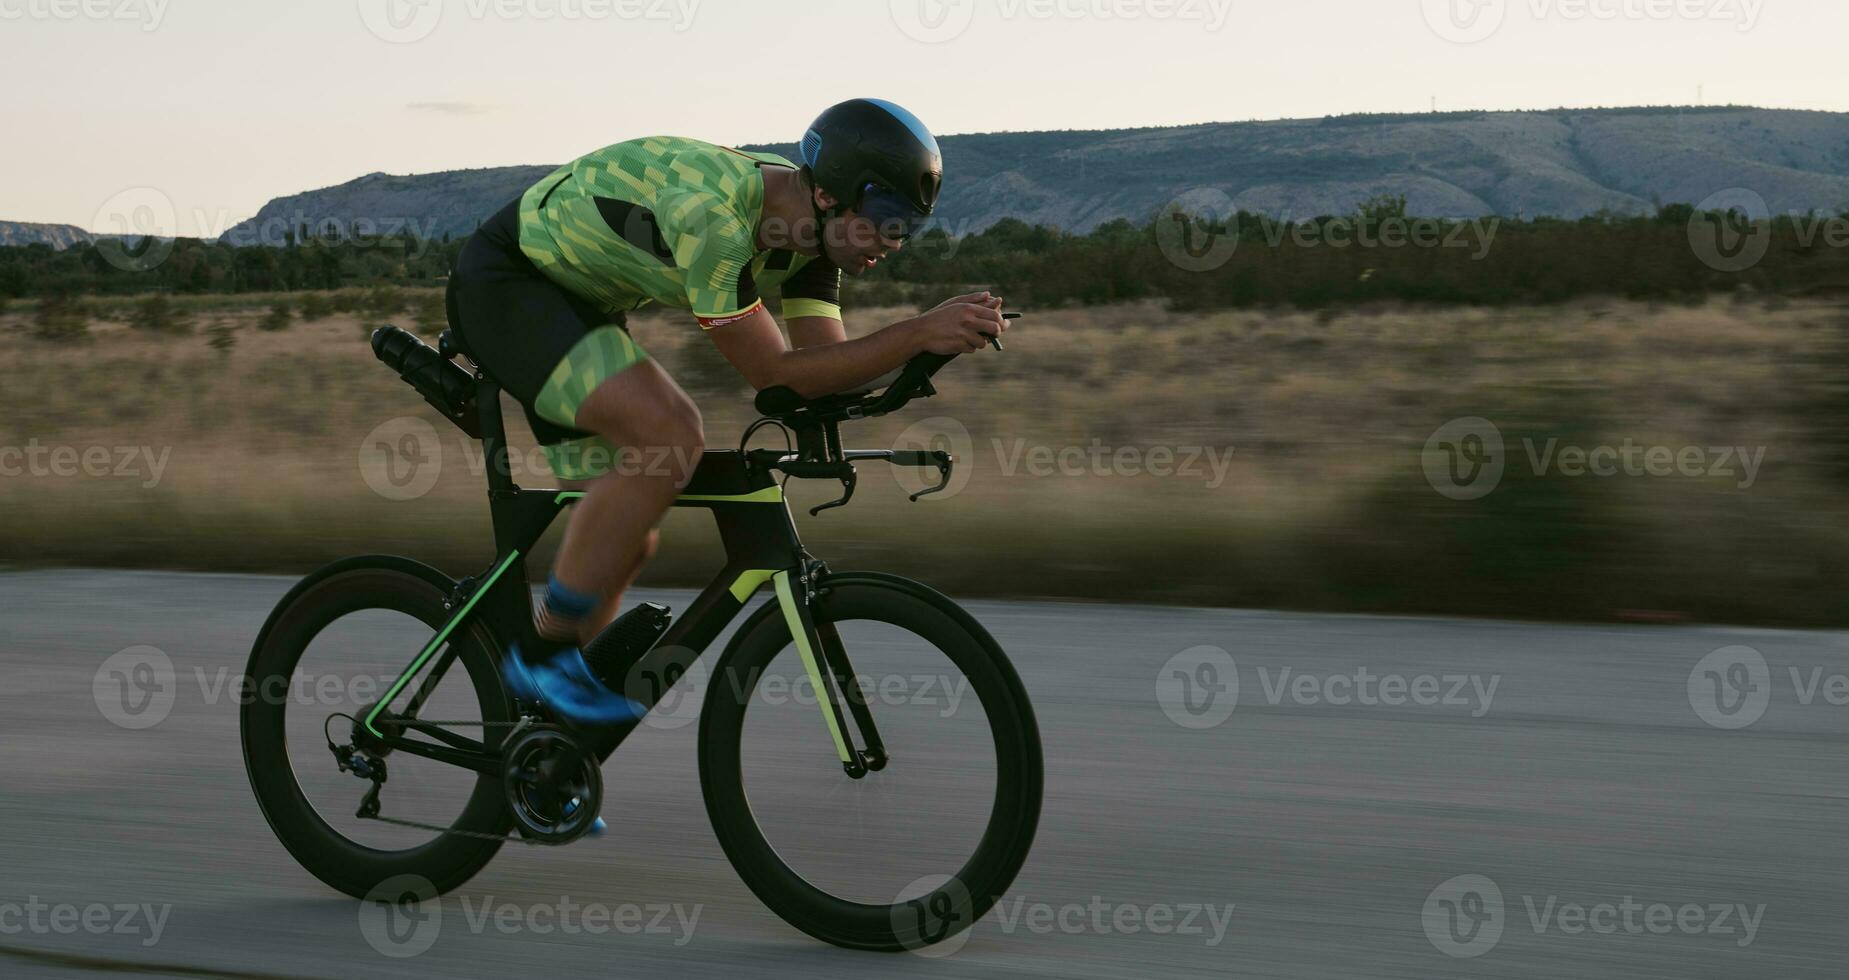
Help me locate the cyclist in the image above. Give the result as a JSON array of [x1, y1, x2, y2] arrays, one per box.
[[448, 98, 1008, 725]]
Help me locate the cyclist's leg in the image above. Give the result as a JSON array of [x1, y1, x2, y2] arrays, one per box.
[[451, 199, 671, 648], [534, 349, 704, 647]]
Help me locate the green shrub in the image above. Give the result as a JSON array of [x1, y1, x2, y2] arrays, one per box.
[[411, 290, 448, 335], [329, 289, 364, 314], [258, 302, 294, 332], [364, 285, 404, 318], [129, 293, 191, 335], [207, 319, 237, 354], [298, 293, 334, 322], [32, 294, 90, 344]]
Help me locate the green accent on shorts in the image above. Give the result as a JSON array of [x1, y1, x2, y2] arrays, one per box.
[[534, 325, 650, 481]]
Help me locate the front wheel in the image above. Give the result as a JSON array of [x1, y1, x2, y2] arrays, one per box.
[[698, 576, 1044, 951]]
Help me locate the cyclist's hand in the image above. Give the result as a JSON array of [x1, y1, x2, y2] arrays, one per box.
[[911, 302, 1006, 355], [928, 290, 1004, 314]]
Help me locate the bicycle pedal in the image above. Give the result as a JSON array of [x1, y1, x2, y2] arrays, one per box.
[[584, 602, 672, 689]]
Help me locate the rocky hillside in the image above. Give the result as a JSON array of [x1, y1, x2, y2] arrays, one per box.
[[0, 222, 95, 249], [200, 106, 1849, 244]]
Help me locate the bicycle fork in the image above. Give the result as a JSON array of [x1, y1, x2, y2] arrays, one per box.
[[773, 566, 888, 779]]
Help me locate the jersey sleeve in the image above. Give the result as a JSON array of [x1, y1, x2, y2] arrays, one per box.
[[779, 255, 843, 321], [661, 190, 764, 328]]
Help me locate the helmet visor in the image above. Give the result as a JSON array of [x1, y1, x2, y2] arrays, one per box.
[[854, 182, 929, 242]]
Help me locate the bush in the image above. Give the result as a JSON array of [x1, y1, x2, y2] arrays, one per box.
[[364, 285, 404, 318], [129, 293, 191, 335], [258, 302, 294, 332], [329, 289, 364, 314], [298, 293, 334, 322], [207, 319, 237, 354], [411, 290, 448, 335], [32, 294, 90, 344]]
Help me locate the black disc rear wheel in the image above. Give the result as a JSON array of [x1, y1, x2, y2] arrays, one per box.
[[241, 561, 514, 899]]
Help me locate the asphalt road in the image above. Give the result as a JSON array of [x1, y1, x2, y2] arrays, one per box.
[[1, 569, 1846, 979]]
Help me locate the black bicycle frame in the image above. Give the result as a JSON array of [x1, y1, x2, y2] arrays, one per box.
[[352, 377, 882, 778]]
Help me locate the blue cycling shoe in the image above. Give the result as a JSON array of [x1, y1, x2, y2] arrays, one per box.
[[501, 644, 648, 729]]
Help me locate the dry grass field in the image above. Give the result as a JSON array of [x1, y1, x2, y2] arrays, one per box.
[[5, 292, 1849, 623]]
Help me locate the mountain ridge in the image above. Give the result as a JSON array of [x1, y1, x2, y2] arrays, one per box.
[[13, 106, 1849, 250]]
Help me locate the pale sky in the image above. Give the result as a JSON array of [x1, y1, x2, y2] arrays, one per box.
[[2, 0, 1843, 236]]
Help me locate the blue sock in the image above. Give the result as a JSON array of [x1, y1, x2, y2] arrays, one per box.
[[537, 575, 600, 644]]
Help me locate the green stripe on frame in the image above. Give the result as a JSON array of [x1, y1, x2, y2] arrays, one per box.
[[773, 570, 852, 764], [364, 550, 522, 737], [729, 569, 776, 603], [554, 486, 785, 506]]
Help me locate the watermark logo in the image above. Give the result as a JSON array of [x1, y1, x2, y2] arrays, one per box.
[[0, 441, 172, 488], [1689, 188, 1772, 273], [1688, 645, 1771, 729], [893, 874, 977, 957], [891, 416, 976, 500], [1156, 188, 1239, 272], [359, 875, 443, 958], [619, 645, 707, 731], [1424, 420, 1768, 499], [889, 0, 976, 42], [993, 439, 1235, 488], [1157, 645, 1238, 729], [1421, 0, 1508, 43], [1423, 0, 1761, 44], [360, 417, 443, 501], [360, 0, 701, 42], [358, 0, 444, 42], [93, 645, 176, 730], [1423, 874, 1506, 957], [0, 897, 172, 947], [91, 187, 176, 273], [0, 0, 171, 30], [1423, 417, 1505, 501]]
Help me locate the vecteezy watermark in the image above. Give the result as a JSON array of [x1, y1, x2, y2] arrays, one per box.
[[218, 212, 447, 254], [993, 439, 1236, 488], [1688, 187, 1849, 273], [885, 418, 1234, 499], [1156, 189, 1239, 272], [0, 441, 172, 488], [1423, 418, 1768, 500], [91, 186, 177, 273], [1422, 0, 1764, 45], [359, 418, 443, 501], [1687, 644, 1849, 730], [1423, 875, 1766, 957], [359, 418, 713, 501], [93, 646, 177, 730], [359, 876, 701, 958], [1156, 646, 1499, 729], [0, 0, 169, 30], [889, 0, 1234, 44], [0, 897, 172, 948], [1157, 646, 1239, 730], [1154, 191, 1500, 272], [892, 876, 1233, 958], [358, 0, 701, 44]]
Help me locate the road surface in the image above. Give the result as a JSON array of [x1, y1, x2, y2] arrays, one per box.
[[1, 569, 1845, 978]]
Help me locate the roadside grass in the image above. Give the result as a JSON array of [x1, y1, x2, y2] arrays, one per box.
[[4, 296, 1849, 624]]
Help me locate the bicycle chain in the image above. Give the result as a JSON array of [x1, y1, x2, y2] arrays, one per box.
[[350, 717, 567, 846]]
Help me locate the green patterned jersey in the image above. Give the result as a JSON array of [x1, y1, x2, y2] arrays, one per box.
[[517, 136, 842, 327]]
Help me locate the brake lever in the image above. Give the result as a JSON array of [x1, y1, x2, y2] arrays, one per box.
[[810, 468, 858, 516], [908, 451, 954, 502]]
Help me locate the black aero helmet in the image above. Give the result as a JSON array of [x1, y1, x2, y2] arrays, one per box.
[[799, 99, 942, 238]]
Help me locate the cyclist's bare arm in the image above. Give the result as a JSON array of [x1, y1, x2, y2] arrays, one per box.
[[706, 296, 1006, 399]]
